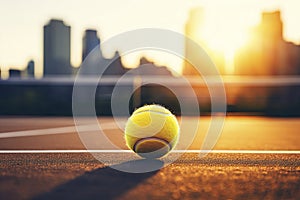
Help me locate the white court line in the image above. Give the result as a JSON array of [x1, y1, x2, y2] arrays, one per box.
[[0, 122, 125, 139], [1, 125, 299, 155], [0, 150, 299, 154]]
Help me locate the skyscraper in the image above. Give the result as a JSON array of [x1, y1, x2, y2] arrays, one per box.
[[43, 19, 72, 76], [183, 8, 225, 76], [82, 29, 100, 61], [183, 7, 205, 76], [260, 11, 283, 42], [235, 10, 300, 75], [80, 29, 127, 76]]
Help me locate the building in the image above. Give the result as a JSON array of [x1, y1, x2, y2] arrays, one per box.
[[26, 60, 35, 77], [79, 29, 126, 76], [128, 57, 173, 76], [82, 29, 100, 61], [183, 7, 225, 76], [9, 69, 21, 78], [235, 11, 300, 75], [102, 51, 127, 75], [43, 19, 72, 76], [183, 7, 205, 76]]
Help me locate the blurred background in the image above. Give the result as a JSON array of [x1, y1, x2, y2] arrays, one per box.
[[0, 0, 299, 116]]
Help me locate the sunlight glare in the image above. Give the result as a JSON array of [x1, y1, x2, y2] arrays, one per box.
[[189, 5, 254, 74]]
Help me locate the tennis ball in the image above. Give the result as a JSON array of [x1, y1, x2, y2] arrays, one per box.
[[125, 104, 179, 159]]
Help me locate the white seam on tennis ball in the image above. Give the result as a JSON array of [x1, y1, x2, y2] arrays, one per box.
[[133, 136, 172, 152], [133, 109, 173, 116]]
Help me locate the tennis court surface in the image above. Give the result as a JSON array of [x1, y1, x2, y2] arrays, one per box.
[[0, 116, 299, 199]]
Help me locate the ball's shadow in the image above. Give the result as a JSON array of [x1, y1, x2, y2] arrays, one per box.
[[33, 159, 163, 200]]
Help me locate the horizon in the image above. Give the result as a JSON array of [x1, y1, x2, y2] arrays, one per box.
[[0, 0, 300, 78]]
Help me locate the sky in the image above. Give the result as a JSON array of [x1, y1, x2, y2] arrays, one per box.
[[0, 0, 299, 77]]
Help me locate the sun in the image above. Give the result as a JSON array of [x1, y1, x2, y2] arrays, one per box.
[[186, 6, 252, 75], [202, 26, 248, 74]]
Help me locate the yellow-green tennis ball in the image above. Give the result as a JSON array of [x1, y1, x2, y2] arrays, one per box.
[[125, 105, 180, 159]]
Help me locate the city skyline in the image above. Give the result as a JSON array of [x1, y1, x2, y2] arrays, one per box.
[[0, 0, 300, 78], [183, 9, 300, 76]]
